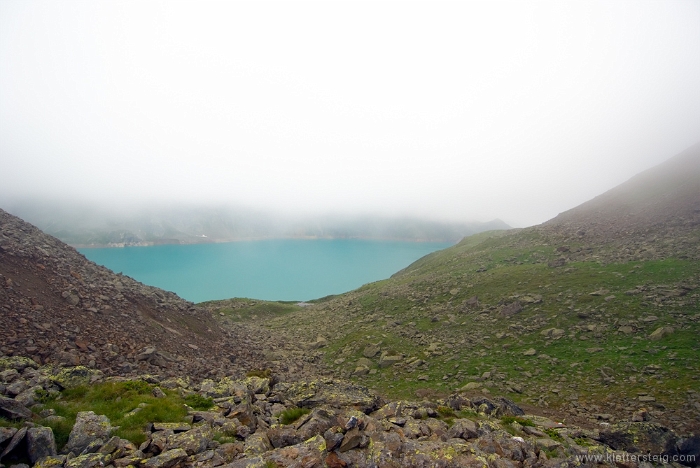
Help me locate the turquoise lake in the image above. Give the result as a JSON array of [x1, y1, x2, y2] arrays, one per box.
[[78, 239, 452, 303]]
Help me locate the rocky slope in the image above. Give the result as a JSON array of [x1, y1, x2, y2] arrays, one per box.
[[546, 142, 700, 237], [0, 209, 315, 383]]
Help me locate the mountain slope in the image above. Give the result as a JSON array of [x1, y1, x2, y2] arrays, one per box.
[[546, 142, 700, 236], [237, 145, 700, 433], [0, 208, 313, 382]]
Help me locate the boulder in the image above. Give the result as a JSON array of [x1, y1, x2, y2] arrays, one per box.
[[501, 302, 523, 317], [243, 432, 272, 456], [294, 407, 336, 441], [0, 395, 32, 420], [0, 426, 17, 445], [597, 422, 678, 456], [51, 367, 103, 389], [267, 425, 303, 448], [27, 426, 58, 463], [447, 419, 479, 440], [338, 427, 362, 452], [63, 411, 113, 455], [165, 424, 212, 455], [0, 426, 27, 460], [283, 379, 384, 413], [363, 344, 381, 358], [143, 448, 188, 468], [378, 354, 402, 368], [649, 326, 674, 340]]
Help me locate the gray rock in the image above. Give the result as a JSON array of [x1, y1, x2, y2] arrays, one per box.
[[294, 407, 336, 441], [62, 291, 80, 306], [27, 427, 58, 463], [143, 448, 188, 468], [165, 424, 212, 455], [15, 385, 43, 406], [0, 396, 32, 420], [338, 427, 362, 452], [362, 344, 381, 358], [446, 418, 478, 440], [64, 452, 109, 468], [0, 369, 20, 384], [5, 380, 28, 397], [501, 301, 523, 317], [649, 326, 674, 340], [63, 411, 112, 455], [598, 422, 678, 456], [378, 354, 402, 368], [283, 379, 384, 413], [1, 427, 27, 460], [267, 425, 303, 448], [243, 432, 272, 456], [0, 427, 18, 445]]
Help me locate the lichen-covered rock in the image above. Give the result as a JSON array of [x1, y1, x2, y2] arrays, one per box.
[[200, 377, 249, 400], [244, 376, 270, 395], [63, 411, 113, 455], [598, 422, 678, 456], [143, 448, 188, 468], [33, 456, 67, 468], [27, 426, 58, 463], [244, 431, 273, 456], [0, 356, 39, 372], [165, 423, 213, 455], [51, 366, 103, 389], [64, 452, 110, 468], [283, 378, 384, 413]]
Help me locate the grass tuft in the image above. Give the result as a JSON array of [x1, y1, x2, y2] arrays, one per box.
[[277, 407, 310, 425]]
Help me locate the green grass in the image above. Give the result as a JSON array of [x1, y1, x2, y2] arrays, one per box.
[[501, 415, 535, 427], [277, 407, 310, 425], [544, 427, 565, 442], [37, 380, 191, 448], [0, 417, 24, 428], [184, 393, 214, 410], [249, 226, 699, 424]]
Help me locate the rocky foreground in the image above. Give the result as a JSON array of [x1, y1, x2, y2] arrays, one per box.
[[1, 356, 699, 468]]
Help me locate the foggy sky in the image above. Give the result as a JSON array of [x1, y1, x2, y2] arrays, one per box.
[[1, 1, 699, 227]]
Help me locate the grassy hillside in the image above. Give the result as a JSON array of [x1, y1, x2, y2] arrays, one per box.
[[207, 146, 700, 432], [209, 222, 699, 432]]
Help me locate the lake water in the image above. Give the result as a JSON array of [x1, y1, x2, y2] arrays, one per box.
[[78, 239, 452, 303]]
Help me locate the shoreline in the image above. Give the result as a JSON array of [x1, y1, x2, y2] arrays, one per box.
[[70, 235, 461, 249]]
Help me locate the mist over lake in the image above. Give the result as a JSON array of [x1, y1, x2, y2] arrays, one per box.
[[78, 239, 452, 303]]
